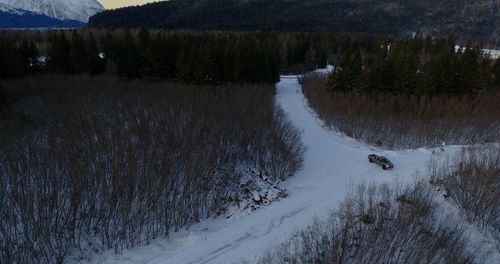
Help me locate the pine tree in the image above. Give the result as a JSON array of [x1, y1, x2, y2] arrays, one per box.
[[102, 33, 117, 75], [138, 28, 151, 76], [0, 40, 24, 78], [176, 47, 193, 82], [18, 40, 38, 75], [70, 30, 88, 73], [392, 50, 418, 94], [0, 83, 6, 111], [117, 30, 141, 79], [86, 32, 105, 75], [48, 32, 72, 73], [458, 47, 481, 94], [492, 58, 500, 91]]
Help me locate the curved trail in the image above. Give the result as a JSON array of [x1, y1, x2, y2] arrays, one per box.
[[90, 74, 440, 264]]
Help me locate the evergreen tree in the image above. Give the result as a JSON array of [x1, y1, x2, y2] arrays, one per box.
[[458, 47, 481, 94], [391, 50, 418, 94], [0, 83, 6, 111], [0, 40, 24, 78], [116, 30, 141, 79], [18, 40, 38, 75], [102, 33, 117, 75], [492, 58, 500, 91], [47, 32, 72, 73], [70, 30, 89, 73], [176, 47, 193, 82], [86, 32, 105, 75], [328, 50, 362, 92], [138, 28, 151, 76]]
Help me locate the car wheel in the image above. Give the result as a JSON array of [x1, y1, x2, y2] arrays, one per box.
[[383, 165, 388, 170], [369, 158, 373, 163]]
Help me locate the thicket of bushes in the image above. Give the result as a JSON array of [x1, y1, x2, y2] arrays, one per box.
[[430, 145, 500, 242], [261, 181, 475, 264], [0, 75, 304, 263]]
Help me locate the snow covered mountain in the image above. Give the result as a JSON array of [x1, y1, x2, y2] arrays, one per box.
[[0, 2, 84, 28], [0, 0, 104, 23]]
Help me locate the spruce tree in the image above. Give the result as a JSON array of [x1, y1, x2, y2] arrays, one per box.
[[70, 30, 88, 73], [492, 58, 500, 91], [458, 47, 481, 94], [176, 47, 193, 82], [102, 33, 117, 75], [19, 40, 38, 75], [117, 30, 141, 79], [86, 32, 105, 75], [0, 84, 5, 111], [47, 32, 72, 73]]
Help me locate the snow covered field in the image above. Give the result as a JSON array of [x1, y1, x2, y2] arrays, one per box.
[[82, 71, 498, 264]]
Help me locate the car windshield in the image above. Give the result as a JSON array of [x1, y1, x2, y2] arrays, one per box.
[[380, 156, 390, 163]]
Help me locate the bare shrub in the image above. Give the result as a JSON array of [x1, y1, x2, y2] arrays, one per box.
[[0, 74, 304, 263], [261, 182, 475, 264], [429, 145, 500, 241], [300, 74, 500, 149]]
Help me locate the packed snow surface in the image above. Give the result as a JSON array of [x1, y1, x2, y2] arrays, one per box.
[[82, 71, 498, 264], [0, 0, 103, 22]]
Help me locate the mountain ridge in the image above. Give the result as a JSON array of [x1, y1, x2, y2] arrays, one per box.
[[88, 0, 500, 40], [0, 2, 84, 28], [0, 0, 104, 22]]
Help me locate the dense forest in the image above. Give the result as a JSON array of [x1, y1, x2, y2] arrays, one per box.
[[0, 30, 281, 83], [90, 0, 500, 41], [301, 37, 500, 148], [2, 30, 367, 83], [328, 38, 500, 95]]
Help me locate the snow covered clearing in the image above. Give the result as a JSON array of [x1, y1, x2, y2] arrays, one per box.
[[80, 70, 498, 264]]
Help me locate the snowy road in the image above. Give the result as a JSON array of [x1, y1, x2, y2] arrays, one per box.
[[87, 74, 452, 264]]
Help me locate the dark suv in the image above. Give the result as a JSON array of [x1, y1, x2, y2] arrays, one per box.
[[368, 154, 394, 170]]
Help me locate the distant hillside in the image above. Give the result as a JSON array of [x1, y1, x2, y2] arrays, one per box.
[[88, 0, 500, 40]]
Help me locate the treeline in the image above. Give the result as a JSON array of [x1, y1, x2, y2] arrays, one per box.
[[0, 30, 282, 83], [1, 30, 393, 83], [328, 38, 500, 95], [0, 75, 304, 263]]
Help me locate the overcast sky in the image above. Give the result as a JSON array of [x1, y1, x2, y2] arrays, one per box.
[[99, 0, 161, 9]]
